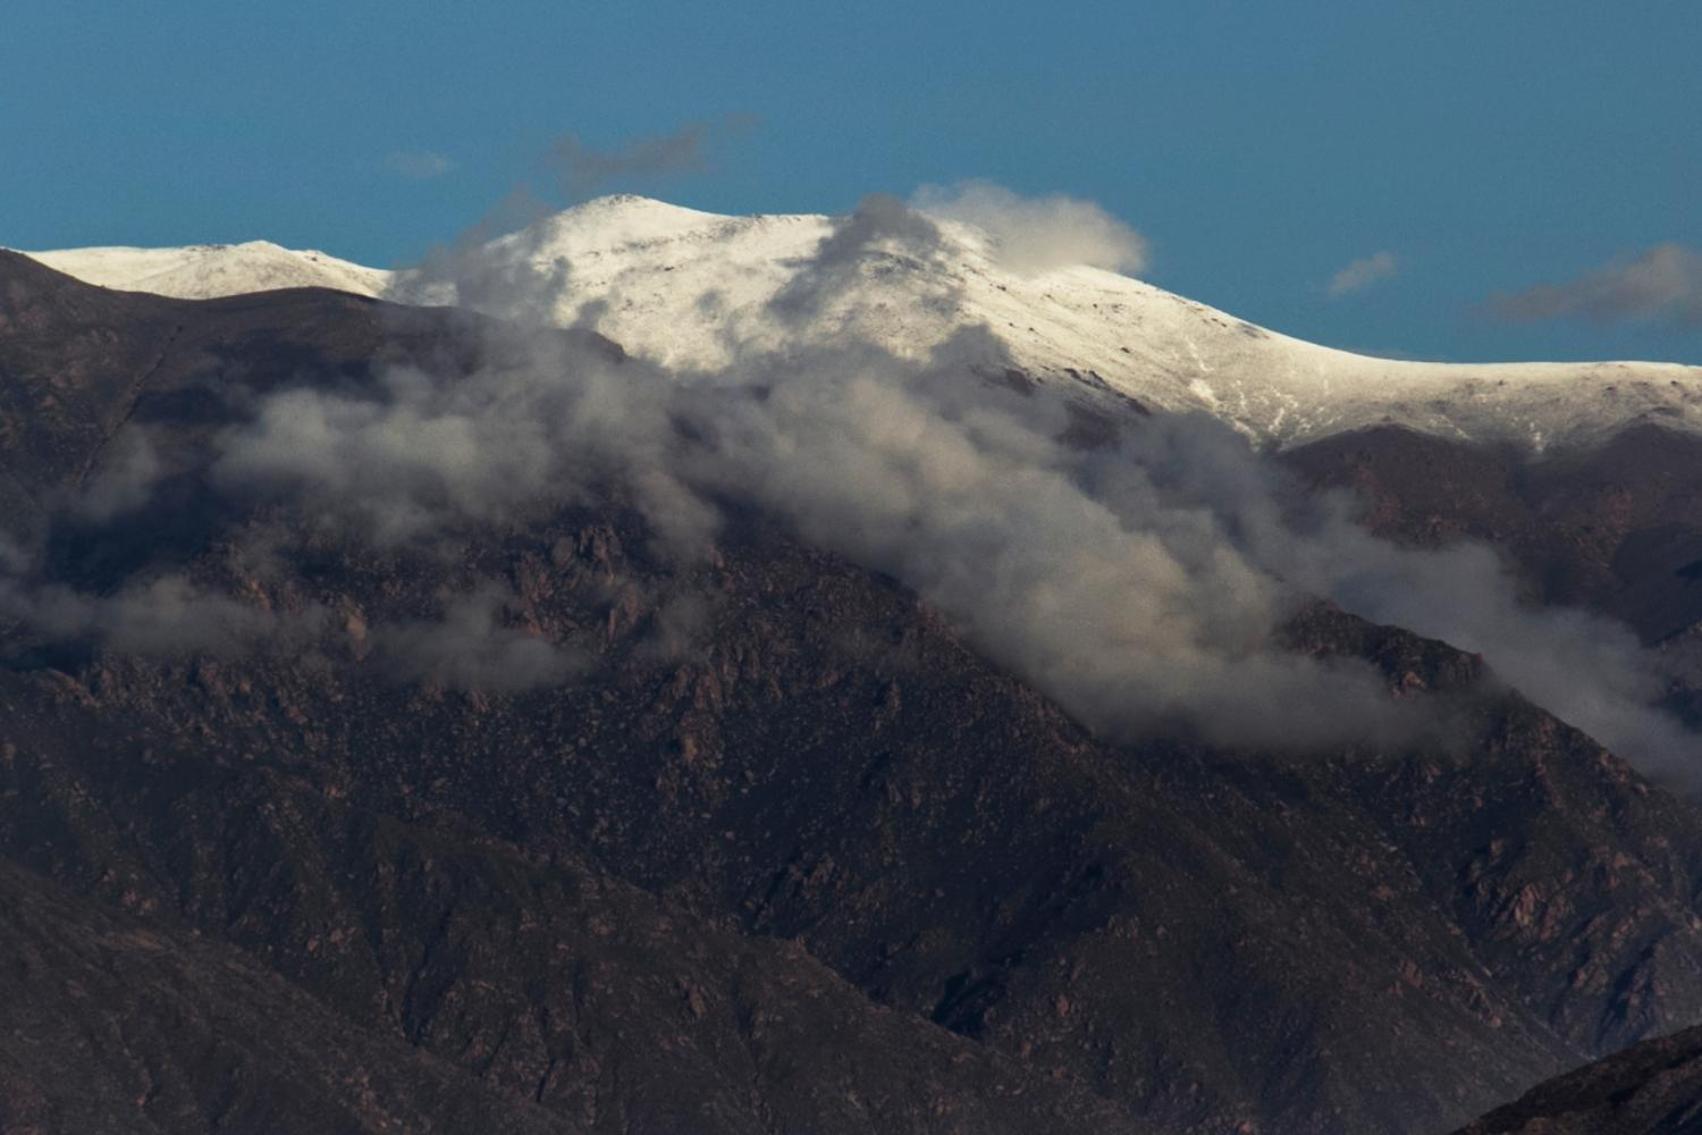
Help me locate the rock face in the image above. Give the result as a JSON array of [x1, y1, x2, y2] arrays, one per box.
[[4, 252, 1702, 1134], [1451, 1026, 1702, 1135]]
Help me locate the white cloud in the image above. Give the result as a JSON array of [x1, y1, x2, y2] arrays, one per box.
[[911, 181, 1149, 276], [1328, 251, 1397, 297]]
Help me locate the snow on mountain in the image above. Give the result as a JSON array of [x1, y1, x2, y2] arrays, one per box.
[[23, 241, 390, 301], [24, 196, 1702, 450]]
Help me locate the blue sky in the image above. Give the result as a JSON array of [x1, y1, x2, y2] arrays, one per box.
[[3, 2, 1697, 363]]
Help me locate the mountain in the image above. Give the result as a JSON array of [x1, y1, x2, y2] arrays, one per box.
[[5, 250, 1702, 1134], [27, 198, 1702, 679], [1451, 1025, 1702, 1134], [23, 240, 389, 301], [23, 194, 1702, 450]]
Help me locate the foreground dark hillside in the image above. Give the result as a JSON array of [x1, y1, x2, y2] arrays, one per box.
[[1452, 1025, 1702, 1135], [4, 253, 1702, 1134]]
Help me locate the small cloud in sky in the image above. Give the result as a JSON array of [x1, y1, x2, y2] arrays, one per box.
[[1327, 251, 1397, 297], [385, 150, 456, 180], [1489, 243, 1702, 328], [550, 115, 756, 198]]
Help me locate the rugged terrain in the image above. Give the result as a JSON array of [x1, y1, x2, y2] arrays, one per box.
[[3, 251, 1702, 1133]]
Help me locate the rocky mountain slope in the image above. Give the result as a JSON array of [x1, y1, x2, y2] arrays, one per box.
[[4, 251, 1702, 1133], [0, 860, 573, 1135]]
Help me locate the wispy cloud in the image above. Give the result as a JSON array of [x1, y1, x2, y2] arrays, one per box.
[[374, 584, 585, 692], [385, 150, 456, 180], [1490, 244, 1702, 328], [1327, 251, 1397, 297], [912, 181, 1148, 276], [550, 116, 754, 198]]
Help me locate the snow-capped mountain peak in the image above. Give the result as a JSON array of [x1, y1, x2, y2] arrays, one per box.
[[20, 194, 1702, 451], [21, 239, 389, 303]]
